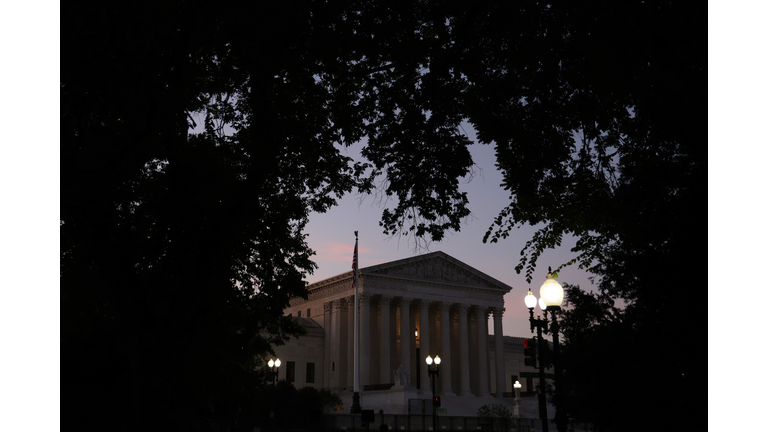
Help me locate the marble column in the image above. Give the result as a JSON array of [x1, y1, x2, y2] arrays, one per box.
[[399, 297, 412, 384], [418, 300, 431, 394], [476, 306, 490, 396], [339, 299, 349, 388], [360, 294, 371, 387], [379, 295, 393, 384], [457, 303, 472, 396], [330, 299, 343, 388], [347, 296, 355, 389], [323, 301, 332, 389], [493, 307, 506, 396], [438, 302, 453, 394]]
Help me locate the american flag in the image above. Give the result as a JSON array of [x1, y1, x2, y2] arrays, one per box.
[[352, 232, 358, 290]]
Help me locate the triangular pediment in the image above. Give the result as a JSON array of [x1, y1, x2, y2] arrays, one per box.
[[360, 251, 513, 293]]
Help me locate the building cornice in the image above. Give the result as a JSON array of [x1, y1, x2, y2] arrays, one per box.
[[289, 251, 513, 308]]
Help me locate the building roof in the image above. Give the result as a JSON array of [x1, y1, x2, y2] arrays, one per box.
[[360, 251, 514, 292], [291, 251, 514, 309], [294, 317, 323, 329]]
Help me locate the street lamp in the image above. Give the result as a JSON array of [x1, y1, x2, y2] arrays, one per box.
[[525, 289, 537, 309], [513, 381, 522, 417], [425, 355, 441, 430], [525, 268, 567, 432], [268, 358, 281, 386], [267, 358, 281, 425], [539, 273, 564, 309]]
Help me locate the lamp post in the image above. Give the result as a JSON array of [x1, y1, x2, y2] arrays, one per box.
[[525, 269, 568, 432], [425, 355, 441, 431], [268, 358, 281, 386], [525, 290, 550, 432], [513, 381, 522, 417], [267, 358, 281, 426]]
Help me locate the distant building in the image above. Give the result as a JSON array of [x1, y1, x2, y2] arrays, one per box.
[[274, 251, 554, 416]]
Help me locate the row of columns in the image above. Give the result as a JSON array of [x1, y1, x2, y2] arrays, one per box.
[[323, 294, 506, 397]]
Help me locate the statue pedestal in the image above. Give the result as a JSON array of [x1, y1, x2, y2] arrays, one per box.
[[350, 392, 361, 413], [352, 385, 417, 415]]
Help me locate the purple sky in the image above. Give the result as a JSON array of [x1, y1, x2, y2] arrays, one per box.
[[187, 114, 598, 338], [304, 124, 598, 339]]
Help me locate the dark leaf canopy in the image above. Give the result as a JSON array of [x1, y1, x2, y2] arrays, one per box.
[[463, 0, 706, 284]]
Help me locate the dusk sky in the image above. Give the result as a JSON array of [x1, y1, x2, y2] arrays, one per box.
[[185, 112, 603, 340], [303, 123, 597, 340]]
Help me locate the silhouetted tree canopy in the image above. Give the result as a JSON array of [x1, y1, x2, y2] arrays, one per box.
[[456, 3, 705, 431], [62, 1, 705, 431]]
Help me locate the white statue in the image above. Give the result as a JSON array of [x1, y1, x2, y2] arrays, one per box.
[[393, 364, 410, 386]]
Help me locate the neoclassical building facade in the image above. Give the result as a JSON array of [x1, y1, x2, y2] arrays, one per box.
[[275, 251, 547, 416]]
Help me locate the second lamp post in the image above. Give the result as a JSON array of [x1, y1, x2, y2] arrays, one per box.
[[267, 358, 281, 425], [268, 358, 281, 386], [425, 355, 441, 430], [524, 269, 567, 432]]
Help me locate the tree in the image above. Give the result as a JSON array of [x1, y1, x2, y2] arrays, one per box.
[[462, 0, 706, 282], [477, 403, 513, 432], [61, 1, 342, 430], [61, 1, 472, 430], [448, 3, 705, 430], [319, 388, 344, 414]]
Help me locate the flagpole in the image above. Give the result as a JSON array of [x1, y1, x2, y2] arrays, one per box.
[[351, 231, 362, 413]]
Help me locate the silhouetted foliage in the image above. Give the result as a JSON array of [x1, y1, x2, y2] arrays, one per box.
[[553, 281, 705, 432], [477, 403, 513, 432], [243, 381, 341, 432], [455, 2, 705, 431], [477, 403, 513, 420], [62, 1, 704, 431]]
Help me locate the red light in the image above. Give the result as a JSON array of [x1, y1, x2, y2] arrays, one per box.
[[524, 338, 530, 348]]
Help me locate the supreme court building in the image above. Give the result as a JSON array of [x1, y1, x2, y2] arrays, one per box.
[[274, 251, 549, 417]]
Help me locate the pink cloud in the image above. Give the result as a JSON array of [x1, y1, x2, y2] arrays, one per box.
[[314, 241, 375, 264]]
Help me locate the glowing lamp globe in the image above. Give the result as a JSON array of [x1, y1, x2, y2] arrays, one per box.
[[426, 355, 433, 365], [514, 381, 522, 389], [539, 297, 547, 310], [434, 355, 441, 365], [274, 358, 281, 368], [524, 289, 537, 309], [268, 359, 275, 368], [540, 274, 564, 308]]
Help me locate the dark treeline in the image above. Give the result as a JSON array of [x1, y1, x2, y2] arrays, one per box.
[[61, 1, 705, 431]]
